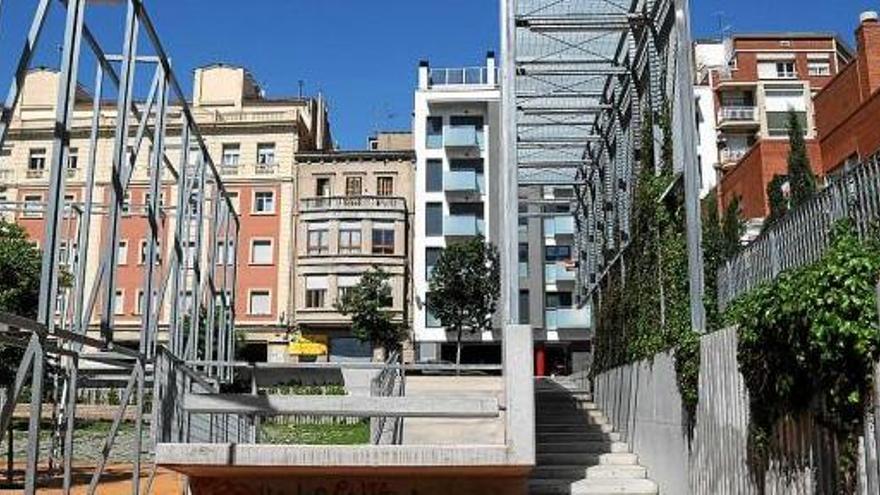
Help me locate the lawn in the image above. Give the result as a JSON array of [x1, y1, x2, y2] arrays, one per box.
[[259, 421, 370, 445]]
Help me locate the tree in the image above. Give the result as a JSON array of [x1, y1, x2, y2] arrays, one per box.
[[335, 267, 404, 357], [786, 109, 816, 208], [764, 174, 789, 231], [0, 220, 41, 386], [427, 236, 500, 368], [721, 196, 744, 260]]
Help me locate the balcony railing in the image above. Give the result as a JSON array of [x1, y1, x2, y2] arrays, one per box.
[[255, 163, 278, 175], [544, 262, 576, 285], [545, 306, 591, 330], [719, 106, 758, 124], [219, 164, 239, 176], [0, 169, 13, 181], [443, 125, 483, 149], [443, 215, 485, 237], [720, 148, 749, 164], [543, 216, 574, 237], [26, 169, 45, 179], [300, 196, 406, 212], [444, 170, 484, 193], [428, 67, 495, 86]]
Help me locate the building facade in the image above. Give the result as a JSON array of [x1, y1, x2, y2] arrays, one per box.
[[411, 54, 503, 363], [0, 64, 418, 364], [292, 151, 414, 363], [815, 12, 880, 177], [707, 34, 851, 235]]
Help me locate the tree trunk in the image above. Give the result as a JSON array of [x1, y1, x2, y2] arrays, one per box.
[[456, 327, 463, 376]]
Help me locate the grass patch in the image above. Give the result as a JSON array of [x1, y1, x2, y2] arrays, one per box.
[[260, 421, 369, 445]]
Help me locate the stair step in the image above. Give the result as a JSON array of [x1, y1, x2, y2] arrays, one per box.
[[529, 478, 658, 495], [537, 441, 629, 454], [537, 431, 621, 443], [586, 465, 648, 479], [536, 452, 638, 466], [537, 423, 614, 434], [537, 400, 599, 409], [538, 409, 606, 421]]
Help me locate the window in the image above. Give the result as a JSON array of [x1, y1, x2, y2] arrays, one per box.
[[136, 290, 156, 315], [519, 290, 530, 325], [28, 148, 47, 171], [338, 223, 362, 254], [114, 290, 125, 315], [372, 223, 395, 254], [253, 191, 275, 214], [545, 291, 573, 309], [337, 275, 360, 304], [426, 247, 442, 280], [519, 242, 529, 277], [776, 61, 797, 79], [307, 224, 330, 255], [426, 202, 443, 236], [250, 239, 273, 265], [425, 292, 441, 327], [216, 239, 235, 266], [426, 116, 443, 149], [185, 240, 197, 268], [345, 176, 363, 196], [545, 245, 572, 262], [256, 143, 276, 165], [117, 241, 128, 265], [67, 148, 79, 169], [316, 177, 332, 197], [426, 159, 443, 192], [183, 290, 193, 312], [224, 191, 240, 212], [139, 240, 161, 265], [121, 191, 131, 215], [808, 61, 831, 76], [249, 290, 271, 315], [221, 143, 240, 166], [305, 276, 328, 308], [765, 88, 808, 137], [22, 194, 42, 217], [377, 177, 394, 196]]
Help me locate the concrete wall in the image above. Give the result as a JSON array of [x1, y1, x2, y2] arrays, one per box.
[[593, 351, 690, 495], [594, 327, 875, 494], [402, 375, 505, 445]]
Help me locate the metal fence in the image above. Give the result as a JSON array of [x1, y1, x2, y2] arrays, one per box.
[[718, 158, 880, 310]]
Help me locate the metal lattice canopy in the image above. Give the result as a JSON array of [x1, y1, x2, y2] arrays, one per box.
[[514, 0, 637, 186]]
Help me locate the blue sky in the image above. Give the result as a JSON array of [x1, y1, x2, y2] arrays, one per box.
[[0, 1, 875, 148]]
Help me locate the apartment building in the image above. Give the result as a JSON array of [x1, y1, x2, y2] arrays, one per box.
[[815, 12, 880, 177], [292, 150, 414, 363], [412, 53, 503, 364], [705, 34, 851, 234], [519, 185, 591, 376], [694, 40, 726, 197]]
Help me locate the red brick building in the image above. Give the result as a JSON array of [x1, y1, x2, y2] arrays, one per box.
[[815, 12, 880, 176]]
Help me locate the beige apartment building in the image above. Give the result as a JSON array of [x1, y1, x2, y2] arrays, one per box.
[[0, 64, 413, 363]]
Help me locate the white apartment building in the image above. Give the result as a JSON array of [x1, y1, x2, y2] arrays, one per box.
[[694, 40, 726, 197], [412, 53, 502, 364]]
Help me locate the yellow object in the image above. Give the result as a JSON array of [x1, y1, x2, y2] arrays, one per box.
[[289, 334, 328, 355]]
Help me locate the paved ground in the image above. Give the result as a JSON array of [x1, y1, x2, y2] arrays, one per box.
[[2, 421, 146, 465], [0, 465, 185, 494]]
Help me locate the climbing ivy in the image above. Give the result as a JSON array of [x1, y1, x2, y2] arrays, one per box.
[[726, 221, 880, 491], [591, 104, 707, 419]]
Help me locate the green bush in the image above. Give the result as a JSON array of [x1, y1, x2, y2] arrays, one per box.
[[727, 221, 880, 489]]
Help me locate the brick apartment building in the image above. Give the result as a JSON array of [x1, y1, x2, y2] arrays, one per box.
[[704, 33, 852, 235], [815, 12, 880, 177], [0, 65, 414, 363]]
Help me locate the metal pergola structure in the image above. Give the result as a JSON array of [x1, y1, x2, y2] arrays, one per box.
[[0, 1, 239, 493], [500, 0, 705, 331]]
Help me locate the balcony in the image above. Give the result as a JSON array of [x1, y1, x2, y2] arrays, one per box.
[[219, 165, 239, 176], [26, 169, 45, 179], [255, 163, 278, 175], [444, 170, 484, 193], [443, 215, 484, 237], [428, 67, 494, 87], [543, 216, 574, 237], [545, 306, 591, 330], [720, 148, 749, 165], [443, 125, 483, 149], [718, 106, 758, 127], [0, 169, 13, 182], [544, 262, 576, 285], [300, 196, 406, 212]]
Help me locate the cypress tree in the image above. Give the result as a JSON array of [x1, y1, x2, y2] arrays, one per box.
[[764, 174, 789, 230], [786, 109, 816, 207]]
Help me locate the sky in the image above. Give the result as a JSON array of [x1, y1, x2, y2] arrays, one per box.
[[0, 1, 877, 149]]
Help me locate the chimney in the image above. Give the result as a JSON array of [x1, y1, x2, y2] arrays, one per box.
[[418, 60, 430, 90], [486, 51, 497, 86], [856, 11, 880, 98]]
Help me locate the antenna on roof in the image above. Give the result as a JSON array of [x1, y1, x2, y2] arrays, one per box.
[[298, 80, 304, 98]]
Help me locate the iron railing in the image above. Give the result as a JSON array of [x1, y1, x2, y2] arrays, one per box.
[[718, 158, 880, 310], [300, 195, 406, 212]]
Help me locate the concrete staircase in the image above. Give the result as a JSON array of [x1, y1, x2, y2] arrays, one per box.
[[529, 378, 658, 495]]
